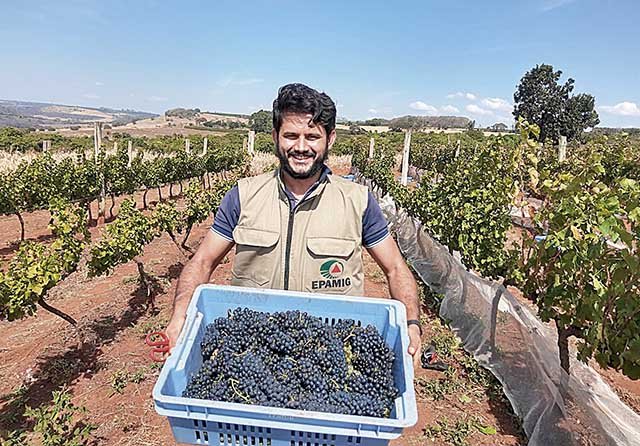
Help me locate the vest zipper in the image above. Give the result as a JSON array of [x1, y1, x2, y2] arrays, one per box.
[[283, 207, 295, 290]]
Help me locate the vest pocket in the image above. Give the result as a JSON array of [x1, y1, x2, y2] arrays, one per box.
[[231, 227, 280, 287], [304, 237, 356, 294]]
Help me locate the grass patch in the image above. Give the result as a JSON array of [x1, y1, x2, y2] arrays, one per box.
[[424, 416, 497, 446], [109, 368, 147, 396], [133, 312, 169, 337]]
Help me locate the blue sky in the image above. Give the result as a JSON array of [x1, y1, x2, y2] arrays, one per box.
[[1, 0, 638, 127]]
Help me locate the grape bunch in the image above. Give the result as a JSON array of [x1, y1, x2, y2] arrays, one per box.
[[182, 308, 399, 418]]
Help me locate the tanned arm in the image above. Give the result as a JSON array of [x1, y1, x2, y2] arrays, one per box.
[[367, 235, 422, 366], [166, 231, 234, 348]]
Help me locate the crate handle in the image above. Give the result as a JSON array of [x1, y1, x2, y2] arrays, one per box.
[[176, 312, 203, 372]]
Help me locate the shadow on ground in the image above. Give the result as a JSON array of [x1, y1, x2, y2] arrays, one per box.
[[0, 273, 164, 435]]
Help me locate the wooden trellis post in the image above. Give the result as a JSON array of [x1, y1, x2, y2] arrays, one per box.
[[401, 129, 412, 186], [42, 140, 51, 152], [368, 137, 375, 158], [185, 138, 191, 154]]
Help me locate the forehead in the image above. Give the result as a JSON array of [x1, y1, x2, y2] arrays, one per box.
[[280, 112, 325, 135]]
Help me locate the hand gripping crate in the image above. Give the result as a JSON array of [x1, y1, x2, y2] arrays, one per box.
[[153, 284, 418, 446]]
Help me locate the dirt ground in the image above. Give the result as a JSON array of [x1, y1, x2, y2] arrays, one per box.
[[0, 160, 620, 446]]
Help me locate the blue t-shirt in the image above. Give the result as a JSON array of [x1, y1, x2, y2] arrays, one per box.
[[211, 167, 390, 248]]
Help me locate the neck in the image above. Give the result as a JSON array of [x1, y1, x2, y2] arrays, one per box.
[[281, 169, 322, 197]]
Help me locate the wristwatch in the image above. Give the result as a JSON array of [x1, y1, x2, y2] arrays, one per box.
[[407, 319, 422, 336]]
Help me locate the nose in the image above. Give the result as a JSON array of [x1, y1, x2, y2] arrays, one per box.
[[294, 137, 308, 152]]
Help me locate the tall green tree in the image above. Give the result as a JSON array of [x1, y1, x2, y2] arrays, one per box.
[[513, 64, 599, 143], [249, 110, 273, 133], [561, 93, 600, 141]]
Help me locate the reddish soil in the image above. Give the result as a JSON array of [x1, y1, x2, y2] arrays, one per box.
[[0, 166, 522, 446]]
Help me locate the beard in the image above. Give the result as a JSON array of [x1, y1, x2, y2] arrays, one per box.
[[276, 141, 329, 180]]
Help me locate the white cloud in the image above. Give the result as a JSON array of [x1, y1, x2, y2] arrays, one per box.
[[541, 0, 578, 12], [481, 97, 512, 113], [441, 105, 460, 114], [409, 101, 438, 115], [465, 104, 493, 116], [217, 74, 264, 88], [147, 96, 168, 102], [599, 102, 640, 117], [82, 93, 100, 99], [367, 106, 392, 116], [247, 104, 268, 113], [447, 92, 477, 101], [95, 81, 104, 86]]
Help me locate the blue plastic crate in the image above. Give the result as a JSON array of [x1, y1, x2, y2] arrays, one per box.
[[153, 284, 418, 445]]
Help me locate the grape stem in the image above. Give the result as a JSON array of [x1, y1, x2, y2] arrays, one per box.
[[229, 379, 252, 404]]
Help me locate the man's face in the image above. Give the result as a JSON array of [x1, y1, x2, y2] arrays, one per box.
[[273, 112, 336, 180]]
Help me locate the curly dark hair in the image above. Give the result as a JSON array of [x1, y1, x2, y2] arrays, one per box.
[[272, 83, 337, 136]]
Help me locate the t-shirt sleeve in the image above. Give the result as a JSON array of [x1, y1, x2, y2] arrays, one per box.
[[211, 186, 240, 242], [362, 191, 390, 248]]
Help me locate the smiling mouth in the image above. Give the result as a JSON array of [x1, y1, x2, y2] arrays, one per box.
[[288, 152, 314, 161]]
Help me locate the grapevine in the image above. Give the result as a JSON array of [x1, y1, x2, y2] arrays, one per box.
[[0, 199, 89, 324]]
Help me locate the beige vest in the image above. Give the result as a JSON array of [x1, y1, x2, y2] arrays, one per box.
[[231, 169, 368, 296]]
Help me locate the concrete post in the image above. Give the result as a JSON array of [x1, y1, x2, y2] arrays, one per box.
[[401, 129, 412, 186], [127, 140, 133, 168], [202, 137, 208, 156], [93, 122, 102, 162], [558, 135, 567, 162], [248, 130, 255, 155], [93, 122, 106, 221]]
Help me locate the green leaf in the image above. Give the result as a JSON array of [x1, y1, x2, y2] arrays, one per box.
[[476, 423, 497, 435]]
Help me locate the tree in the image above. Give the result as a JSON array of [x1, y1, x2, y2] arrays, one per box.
[[560, 93, 600, 141], [249, 110, 273, 133], [513, 64, 599, 143]]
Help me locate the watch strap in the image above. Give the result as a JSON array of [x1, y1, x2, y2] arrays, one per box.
[[407, 319, 422, 336]]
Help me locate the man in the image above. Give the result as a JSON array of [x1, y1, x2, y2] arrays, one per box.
[[166, 83, 422, 363]]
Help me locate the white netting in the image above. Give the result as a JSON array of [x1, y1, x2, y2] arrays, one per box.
[[359, 174, 640, 446]]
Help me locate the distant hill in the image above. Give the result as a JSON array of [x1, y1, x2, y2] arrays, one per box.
[[340, 115, 472, 129], [388, 115, 471, 129], [592, 127, 640, 135], [0, 99, 157, 129]]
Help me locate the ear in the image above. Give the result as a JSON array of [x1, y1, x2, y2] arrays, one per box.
[[327, 129, 337, 149], [271, 129, 277, 144]]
